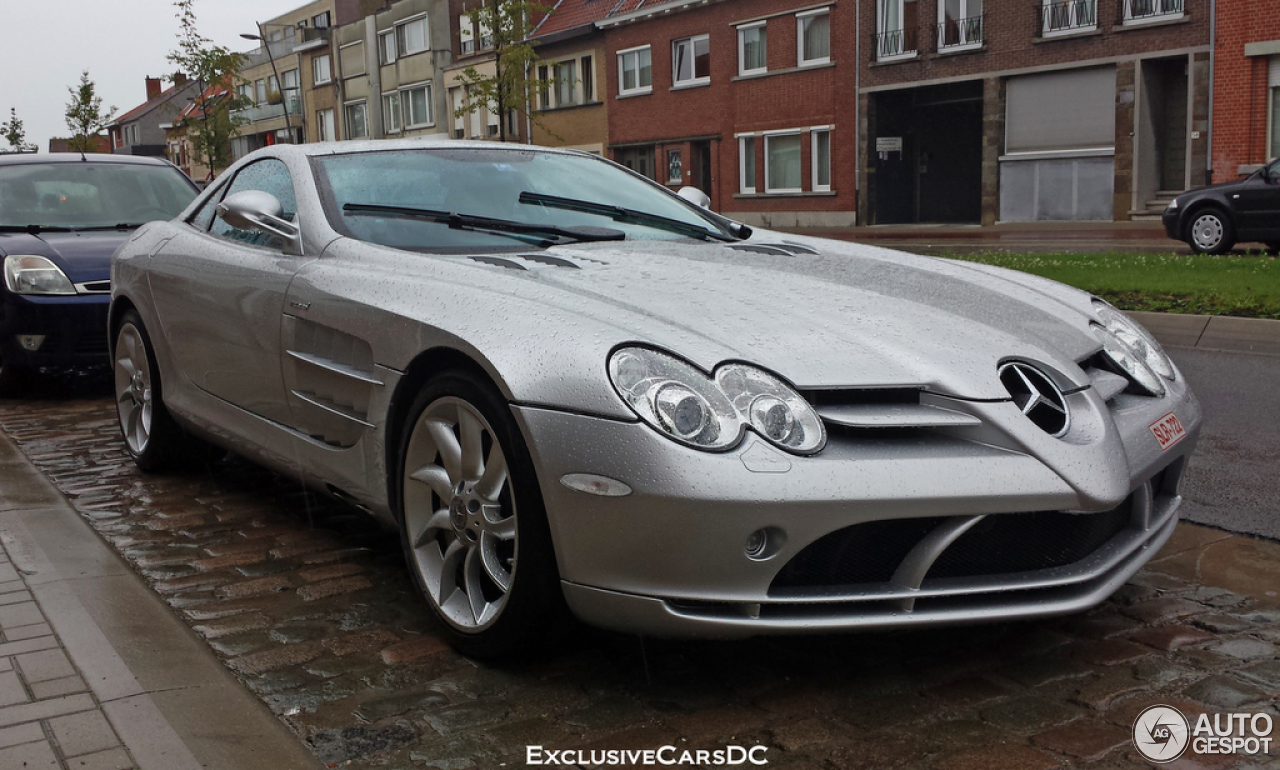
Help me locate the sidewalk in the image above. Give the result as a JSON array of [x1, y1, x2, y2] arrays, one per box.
[[1132, 311, 1280, 357], [0, 432, 321, 770], [785, 220, 1187, 254]]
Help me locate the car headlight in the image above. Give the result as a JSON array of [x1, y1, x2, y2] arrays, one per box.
[[608, 347, 826, 455], [1166, 198, 1179, 211], [3, 255, 76, 295], [1093, 300, 1175, 380]]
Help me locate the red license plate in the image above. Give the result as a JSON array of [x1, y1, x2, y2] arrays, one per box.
[[1149, 412, 1186, 451]]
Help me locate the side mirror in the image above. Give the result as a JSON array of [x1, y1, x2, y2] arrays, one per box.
[[676, 186, 711, 209], [216, 190, 299, 244]]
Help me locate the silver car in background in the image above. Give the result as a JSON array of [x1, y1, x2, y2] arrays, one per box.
[[110, 140, 1199, 656]]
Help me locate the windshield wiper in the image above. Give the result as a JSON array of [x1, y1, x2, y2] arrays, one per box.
[[0, 224, 76, 234], [341, 203, 626, 245], [517, 191, 736, 242], [77, 223, 148, 231]]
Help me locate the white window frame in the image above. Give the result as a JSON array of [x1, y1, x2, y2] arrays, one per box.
[[938, 0, 983, 49], [811, 127, 832, 192], [671, 34, 710, 88], [796, 9, 831, 67], [459, 15, 475, 54], [401, 82, 434, 128], [555, 60, 578, 107], [312, 54, 332, 86], [1041, 0, 1097, 37], [737, 22, 767, 76], [316, 108, 335, 141], [738, 135, 757, 194], [764, 130, 803, 194], [617, 45, 653, 97], [877, 0, 918, 62], [396, 14, 430, 57], [382, 91, 402, 133], [1120, 0, 1183, 26], [312, 11, 330, 28], [344, 100, 368, 139], [378, 30, 397, 65]]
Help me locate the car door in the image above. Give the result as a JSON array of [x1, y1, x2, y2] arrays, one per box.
[[147, 158, 313, 425], [1231, 161, 1280, 239]]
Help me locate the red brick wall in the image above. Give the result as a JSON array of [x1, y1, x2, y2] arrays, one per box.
[[1212, 0, 1280, 181], [602, 0, 857, 216]]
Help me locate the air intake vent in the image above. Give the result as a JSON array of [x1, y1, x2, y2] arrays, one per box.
[[999, 362, 1070, 437]]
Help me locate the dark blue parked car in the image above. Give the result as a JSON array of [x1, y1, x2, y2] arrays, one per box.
[[0, 153, 198, 391]]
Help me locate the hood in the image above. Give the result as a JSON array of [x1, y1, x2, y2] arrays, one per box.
[[1177, 176, 1254, 200], [458, 232, 1105, 401], [0, 230, 134, 283]]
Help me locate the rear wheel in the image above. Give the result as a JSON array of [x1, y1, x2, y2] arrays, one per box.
[[1187, 208, 1235, 254], [113, 311, 187, 472], [396, 370, 563, 657]]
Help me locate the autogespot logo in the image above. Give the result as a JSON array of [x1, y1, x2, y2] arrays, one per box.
[[1133, 705, 1191, 763]]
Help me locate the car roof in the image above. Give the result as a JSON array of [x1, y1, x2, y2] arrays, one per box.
[[0, 153, 176, 168], [259, 138, 590, 162]]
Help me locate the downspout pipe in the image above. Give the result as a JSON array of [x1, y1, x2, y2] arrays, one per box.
[[1207, 0, 1215, 183]]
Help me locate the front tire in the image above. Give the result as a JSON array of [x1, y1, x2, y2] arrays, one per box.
[[395, 370, 563, 658], [1187, 208, 1235, 254], [113, 310, 187, 472]]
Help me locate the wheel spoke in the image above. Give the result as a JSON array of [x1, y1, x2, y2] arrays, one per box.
[[476, 446, 507, 500], [116, 357, 136, 380], [479, 531, 511, 591], [437, 539, 465, 605], [409, 464, 454, 500], [458, 408, 485, 481], [426, 419, 462, 483], [463, 546, 488, 623], [410, 508, 451, 549], [488, 511, 515, 541]]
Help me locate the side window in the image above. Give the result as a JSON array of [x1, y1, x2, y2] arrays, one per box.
[[187, 183, 226, 232], [210, 159, 298, 248]]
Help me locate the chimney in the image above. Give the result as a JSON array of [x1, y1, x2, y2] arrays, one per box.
[[173, 72, 187, 88], [145, 77, 162, 100]]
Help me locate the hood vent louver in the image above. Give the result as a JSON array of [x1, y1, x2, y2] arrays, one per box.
[[468, 256, 527, 270], [728, 242, 820, 256], [467, 254, 597, 270]]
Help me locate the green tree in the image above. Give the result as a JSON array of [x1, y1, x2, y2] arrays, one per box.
[[167, 0, 249, 176], [64, 71, 114, 153], [1, 108, 36, 153], [453, 0, 557, 142]]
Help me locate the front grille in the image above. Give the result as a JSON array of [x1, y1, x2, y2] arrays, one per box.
[[770, 499, 1136, 593]]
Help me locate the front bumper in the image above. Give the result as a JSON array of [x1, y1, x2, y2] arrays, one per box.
[[1162, 209, 1181, 241], [0, 291, 110, 370], [513, 372, 1200, 638]]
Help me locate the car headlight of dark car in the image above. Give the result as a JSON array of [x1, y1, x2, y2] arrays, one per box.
[[608, 347, 826, 454], [1165, 198, 1178, 212], [3, 255, 77, 295], [1091, 299, 1175, 395]]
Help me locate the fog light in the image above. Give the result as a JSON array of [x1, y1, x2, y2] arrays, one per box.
[[744, 529, 767, 558], [16, 335, 45, 351]]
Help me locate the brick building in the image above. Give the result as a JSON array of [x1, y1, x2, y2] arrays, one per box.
[[106, 75, 200, 157], [601, 0, 856, 227], [861, 0, 1210, 225], [1210, 0, 1280, 181]]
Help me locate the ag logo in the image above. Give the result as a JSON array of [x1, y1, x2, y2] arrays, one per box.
[[1134, 705, 1190, 763]]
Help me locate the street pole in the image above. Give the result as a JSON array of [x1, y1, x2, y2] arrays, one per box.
[[256, 22, 294, 143]]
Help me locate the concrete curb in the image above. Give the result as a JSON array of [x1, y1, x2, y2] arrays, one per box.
[[1130, 311, 1280, 356]]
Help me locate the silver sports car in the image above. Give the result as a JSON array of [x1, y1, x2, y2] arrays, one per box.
[[110, 140, 1199, 656]]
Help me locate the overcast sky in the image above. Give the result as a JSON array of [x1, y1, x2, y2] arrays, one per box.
[[0, 0, 309, 151]]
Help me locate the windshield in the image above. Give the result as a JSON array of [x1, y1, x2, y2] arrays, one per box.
[[313, 148, 729, 251], [0, 161, 197, 230]]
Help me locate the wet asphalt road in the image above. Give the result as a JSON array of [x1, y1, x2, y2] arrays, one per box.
[[1172, 347, 1280, 541]]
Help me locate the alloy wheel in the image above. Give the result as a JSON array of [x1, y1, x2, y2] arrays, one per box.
[[402, 396, 515, 632], [114, 324, 153, 455], [1191, 213, 1224, 251]]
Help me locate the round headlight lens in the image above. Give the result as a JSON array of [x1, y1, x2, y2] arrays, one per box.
[[1093, 300, 1175, 381], [3, 255, 76, 295]]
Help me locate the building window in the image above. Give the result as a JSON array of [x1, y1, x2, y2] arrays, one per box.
[[797, 10, 830, 66], [581, 55, 594, 101], [403, 84, 433, 127], [382, 92, 402, 133], [667, 149, 683, 184], [939, 0, 983, 48], [450, 87, 467, 138], [345, 101, 368, 139], [1271, 86, 1280, 160], [537, 65, 550, 108], [396, 15, 430, 56], [312, 11, 331, 28], [478, 16, 494, 50], [556, 60, 577, 106], [1120, 0, 1183, 24], [739, 136, 756, 193], [812, 129, 831, 191], [255, 78, 267, 105], [459, 15, 475, 54], [738, 23, 767, 76], [672, 35, 710, 87], [312, 55, 331, 86], [765, 133, 802, 193], [1040, 0, 1096, 35], [876, 0, 918, 60], [379, 30, 396, 65], [316, 109, 335, 141], [237, 83, 253, 103], [618, 46, 652, 96]]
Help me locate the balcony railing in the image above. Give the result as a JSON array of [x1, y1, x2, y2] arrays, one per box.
[[234, 96, 302, 124], [938, 14, 983, 49], [874, 27, 918, 60], [1038, 0, 1097, 35], [1120, 0, 1184, 23]]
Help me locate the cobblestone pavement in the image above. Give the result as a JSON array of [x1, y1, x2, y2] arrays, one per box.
[[0, 540, 140, 770], [1, 388, 1277, 769]]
